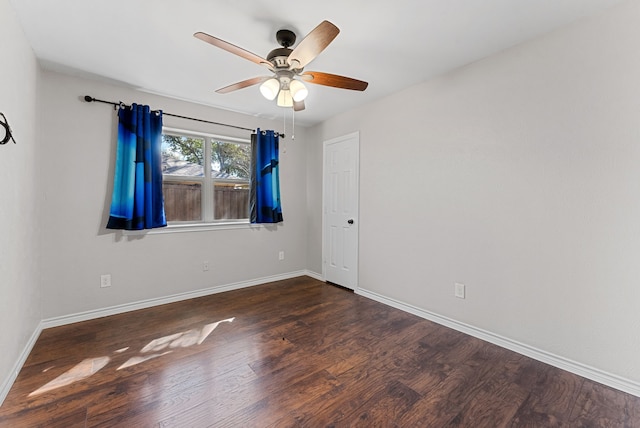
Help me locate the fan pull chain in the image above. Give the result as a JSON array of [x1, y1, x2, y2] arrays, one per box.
[[292, 108, 295, 140]]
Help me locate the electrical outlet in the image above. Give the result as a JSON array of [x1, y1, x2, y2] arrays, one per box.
[[203, 261, 209, 272], [100, 274, 111, 288], [278, 251, 285, 261], [454, 282, 465, 299]]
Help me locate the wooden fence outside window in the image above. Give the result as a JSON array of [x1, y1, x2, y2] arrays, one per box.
[[163, 182, 249, 221]]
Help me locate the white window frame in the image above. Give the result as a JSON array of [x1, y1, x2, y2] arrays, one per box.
[[152, 126, 254, 233]]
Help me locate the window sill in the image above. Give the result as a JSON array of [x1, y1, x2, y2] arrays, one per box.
[[122, 221, 265, 235]]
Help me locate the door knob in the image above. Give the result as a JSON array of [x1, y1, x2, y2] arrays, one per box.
[[347, 219, 354, 224]]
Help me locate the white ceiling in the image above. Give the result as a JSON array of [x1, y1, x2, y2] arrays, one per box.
[[10, 0, 626, 126]]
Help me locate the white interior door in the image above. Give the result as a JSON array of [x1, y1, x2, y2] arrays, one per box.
[[323, 132, 359, 290]]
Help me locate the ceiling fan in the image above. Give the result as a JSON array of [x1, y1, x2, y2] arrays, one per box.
[[194, 20, 368, 111]]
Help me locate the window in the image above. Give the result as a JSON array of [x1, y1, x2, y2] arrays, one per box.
[[161, 128, 251, 224]]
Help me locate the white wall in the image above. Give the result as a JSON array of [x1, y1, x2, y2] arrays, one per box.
[[0, 0, 41, 402], [308, 0, 640, 385], [38, 70, 308, 319]]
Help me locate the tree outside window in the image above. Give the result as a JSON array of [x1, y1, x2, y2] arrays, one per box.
[[162, 131, 251, 222]]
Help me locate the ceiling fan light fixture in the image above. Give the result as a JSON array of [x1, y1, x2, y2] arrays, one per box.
[[289, 79, 308, 102], [277, 89, 293, 107], [259, 78, 280, 100]]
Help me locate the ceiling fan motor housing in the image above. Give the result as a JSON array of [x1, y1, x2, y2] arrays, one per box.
[[267, 29, 298, 68], [266, 47, 293, 68]]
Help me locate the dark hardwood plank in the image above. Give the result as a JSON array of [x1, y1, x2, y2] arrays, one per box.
[[211, 369, 341, 428], [1, 276, 639, 427], [85, 355, 257, 427], [448, 362, 530, 427], [569, 380, 639, 427], [510, 366, 584, 426], [347, 380, 422, 427]]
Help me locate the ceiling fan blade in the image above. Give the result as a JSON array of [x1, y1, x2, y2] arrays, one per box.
[[216, 76, 271, 94], [301, 71, 368, 91], [287, 21, 339, 69], [293, 100, 305, 111], [194, 32, 274, 71]]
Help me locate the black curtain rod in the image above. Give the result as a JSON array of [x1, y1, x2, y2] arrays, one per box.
[[83, 95, 285, 138]]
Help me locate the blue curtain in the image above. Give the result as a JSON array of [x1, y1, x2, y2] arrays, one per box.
[[250, 129, 283, 223], [106, 104, 166, 230]]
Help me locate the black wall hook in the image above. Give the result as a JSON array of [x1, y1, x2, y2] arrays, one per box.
[[0, 112, 17, 145]]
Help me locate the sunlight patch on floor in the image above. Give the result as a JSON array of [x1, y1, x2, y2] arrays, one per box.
[[117, 351, 173, 370], [141, 317, 234, 353], [28, 317, 235, 397], [29, 356, 110, 396]]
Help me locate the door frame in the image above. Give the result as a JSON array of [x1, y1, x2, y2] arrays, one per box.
[[322, 131, 360, 290]]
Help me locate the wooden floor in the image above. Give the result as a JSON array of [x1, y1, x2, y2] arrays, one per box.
[[1, 277, 639, 427]]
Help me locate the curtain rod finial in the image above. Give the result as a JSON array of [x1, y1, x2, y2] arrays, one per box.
[[84, 95, 94, 102]]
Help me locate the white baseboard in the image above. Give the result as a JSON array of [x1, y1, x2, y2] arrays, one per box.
[[0, 321, 43, 406], [42, 270, 311, 329], [356, 287, 640, 398], [304, 270, 324, 281]]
